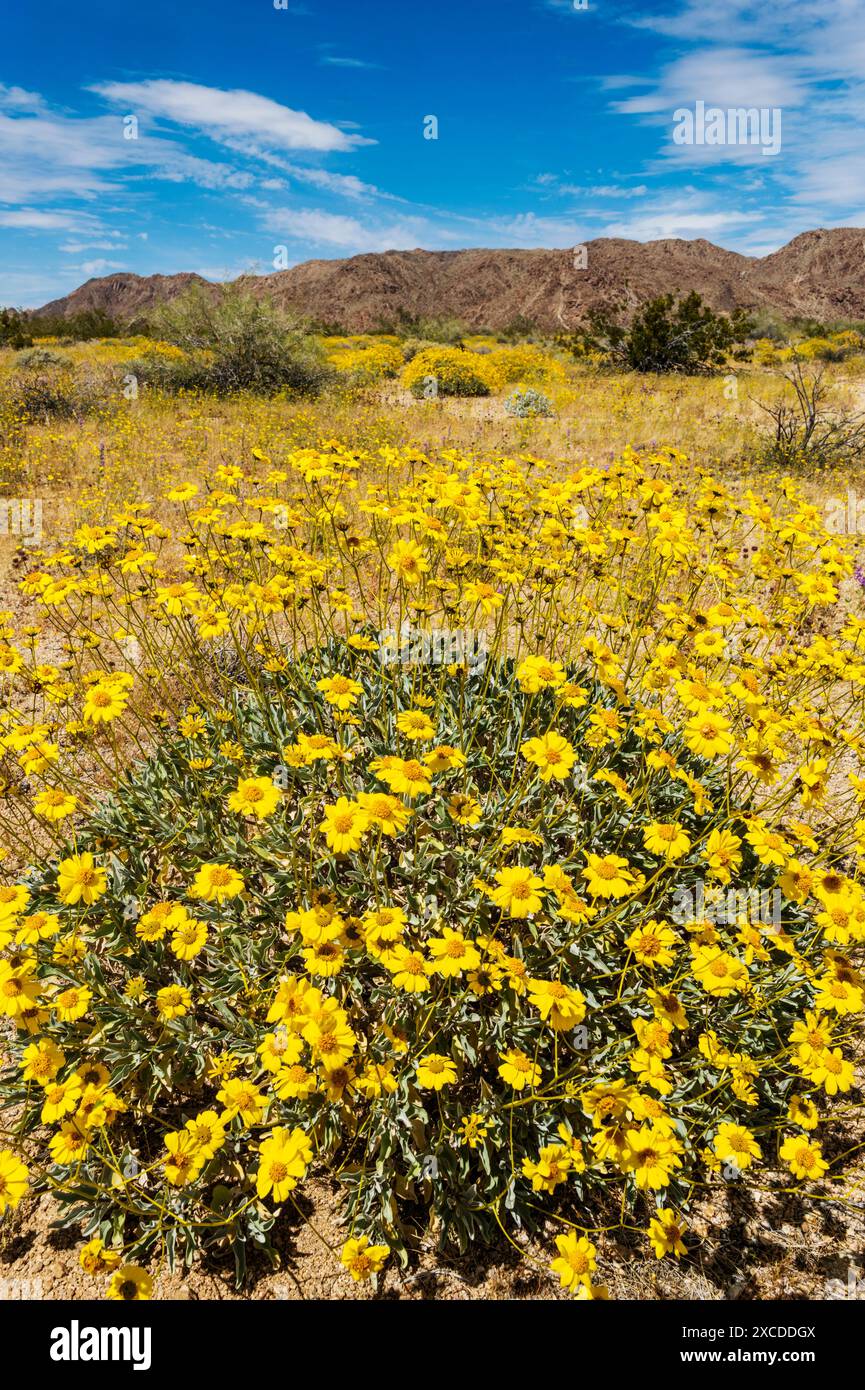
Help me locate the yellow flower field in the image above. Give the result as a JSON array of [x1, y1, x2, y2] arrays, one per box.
[[0, 370, 864, 1300]]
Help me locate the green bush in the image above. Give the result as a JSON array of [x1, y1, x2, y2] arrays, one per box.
[[400, 338, 438, 363], [151, 286, 334, 398], [0, 647, 820, 1282], [505, 388, 554, 418], [2, 366, 116, 423], [27, 308, 122, 343], [14, 348, 73, 371], [565, 293, 752, 375], [0, 308, 33, 350]]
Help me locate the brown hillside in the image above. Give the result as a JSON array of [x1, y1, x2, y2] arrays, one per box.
[[32, 271, 210, 322], [27, 229, 865, 332]]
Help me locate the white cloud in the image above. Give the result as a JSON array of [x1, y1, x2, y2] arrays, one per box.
[[262, 207, 427, 251], [0, 208, 93, 230], [469, 191, 765, 248], [627, 0, 865, 82], [595, 0, 865, 212], [0, 107, 262, 206], [283, 165, 381, 200], [60, 239, 128, 253], [219, 142, 383, 199], [90, 80, 373, 153], [781, 128, 865, 208], [0, 96, 355, 212], [0, 111, 120, 203], [149, 151, 256, 191], [482, 212, 593, 245], [540, 178, 650, 199], [598, 206, 758, 241], [0, 84, 46, 112], [608, 4, 865, 138], [78, 259, 126, 276], [320, 56, 380, 69], [195, 261, 264, 282], [610, 48, 804, 117]]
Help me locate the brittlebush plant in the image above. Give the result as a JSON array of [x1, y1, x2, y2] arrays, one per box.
[[0, 441, 863, 1297], [401, 346, 498, 397], [327, 343, 404, 385]]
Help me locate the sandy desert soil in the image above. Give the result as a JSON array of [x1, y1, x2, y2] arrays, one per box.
[[3, 1153, 864, 1302]]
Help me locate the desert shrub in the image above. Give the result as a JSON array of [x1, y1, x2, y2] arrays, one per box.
[[745, 311, 788, 343], [409, 317, 469, 345], [490, 346, 566, 386], [565, 293, 752, 375], [790, 315, 865, 340], [123, 353, 216, 395], [829, 329, 865, 354], [501, 314, 539, 343], [0, 646, 842, 1277], [151, 285, 332, 398], [14, 348, 73, 371], [505, 387, 554, 417], [26, 308, 122, 343], [365, 315, 469, 345], [128, 351, 332, 401], [752, 359, 865, 468], [328, 343, 404, 384], [753, 337, 781, 366], [790, 332, 864, 363], [402, 346, 495, 398], [400, 338, 438, 363], [1, 365, 117, 423], [0, 308, 33, 350], [795, 337, 844, 363]]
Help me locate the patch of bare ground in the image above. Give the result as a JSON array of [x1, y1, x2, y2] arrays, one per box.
[[3, 1147, 863, 1301]]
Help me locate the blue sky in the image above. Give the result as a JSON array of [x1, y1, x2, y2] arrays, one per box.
[[2, 0, 864, 307]]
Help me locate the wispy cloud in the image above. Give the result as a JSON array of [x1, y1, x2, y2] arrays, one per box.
[[320, 56, 381, 70], [261, 206, 430, 252], [534, 174, 650, 200], [77, 258, 126, 276], [609, 48, 805, 119], [0, 208, 96, 230], [0, 83, 380, 223], [59, 238, 128, 253], [595, 204, 758, 242], [593, 0, 865, 250], [90, 79, 373, 153], [0, 107, 256, 205], [0, 84, 46, 112]]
